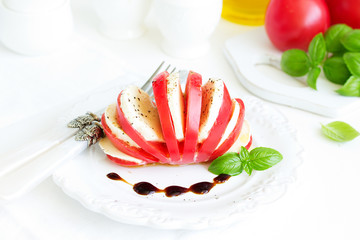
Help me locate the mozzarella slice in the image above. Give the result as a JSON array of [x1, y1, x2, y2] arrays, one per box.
[[104, 103, 139, 147], [198, 78, 225, 142], [216, 99, 240, 148], [120, 86, 164, 142], [99, 137, 146, 165], [226, 120, 251, 152], [167, 72, 185, 140]]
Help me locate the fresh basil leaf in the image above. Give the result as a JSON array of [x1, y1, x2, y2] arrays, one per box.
[[335, 76, 360, 96], [325, 24, 352, 53], [249, 147, 283, 171], [281, 49, 310, 77], [308, 33, 326, 66], [323, 56, 351, 85], [208, 152, 242, 176], [341, 29, 360, 52], [307, 66, 321, 90], [243, 162, 253, 176], [321, 121, 360, 142], [239, 146, 250, 162], [343, 52, 360, 77]]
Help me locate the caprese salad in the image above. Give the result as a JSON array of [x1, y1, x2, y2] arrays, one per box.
[[99, 71, 252, 166]]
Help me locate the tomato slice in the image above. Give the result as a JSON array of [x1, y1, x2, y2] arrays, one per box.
[[182, 71, 202, 163], [209, 98, 245, 160], [99, 137, 147, 166], [196, 82, 233, 163], [245, 135, 252, 150], [101, 114, 159, 163], [105, 155, 145, 166], [152, 71, 183, 162], [116, 91, 170, 163]]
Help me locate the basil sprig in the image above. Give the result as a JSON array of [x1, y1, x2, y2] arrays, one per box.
[[321, 121, 360, 142], [280, 24, 360, 97], [208, 147, 283, 176], [281, 33, 325, 90]]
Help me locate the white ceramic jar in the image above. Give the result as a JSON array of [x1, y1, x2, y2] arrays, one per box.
[[92, 0, 152, 40], [153, 0, 222, 58], [0, 0, 74, 56]]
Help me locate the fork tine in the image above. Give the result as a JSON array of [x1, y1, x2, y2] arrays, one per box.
[[164, 64, 171, 72], [147, 61, 165, 82], [141, 61, 178, 96]]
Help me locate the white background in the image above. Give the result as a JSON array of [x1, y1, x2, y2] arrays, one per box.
[[1, 0, 360, 239]]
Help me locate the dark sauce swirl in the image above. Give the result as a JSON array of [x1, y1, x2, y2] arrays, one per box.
[[107, 172, 231, 197]]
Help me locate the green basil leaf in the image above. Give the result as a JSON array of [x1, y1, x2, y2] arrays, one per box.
[[308, 33, 326, 66], [243, 162, 253, 176], [321, 121, 360, 142], [307, 66, 321, 90], [341, 29, 360, 52], [281, 49, 310, 77], [248, 147, 283, 171], [208, 152, 242, 176], [325, 24, 352, 53], [335, 76, 360, 96], [343, 52, 360, 77], [323, 56, 351, 85], [239, 146, 250, 162]]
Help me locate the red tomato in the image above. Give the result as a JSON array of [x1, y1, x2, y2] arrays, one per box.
[[265, 0, 330, 51], [182, 71, 202, 163], [325, 0, 360, 28]]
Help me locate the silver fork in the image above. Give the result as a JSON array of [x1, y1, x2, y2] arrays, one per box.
[[0, 62, 177, 201]]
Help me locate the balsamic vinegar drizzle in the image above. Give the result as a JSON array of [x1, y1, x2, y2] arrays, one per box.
[[106, 172, 231, 197]]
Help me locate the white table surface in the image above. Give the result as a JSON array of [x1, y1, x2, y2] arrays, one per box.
[[1, 0, 360, 239]]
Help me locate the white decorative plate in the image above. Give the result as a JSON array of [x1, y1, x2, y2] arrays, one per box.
[[225, 27, 360, 117], [52, 96, 302, 230]]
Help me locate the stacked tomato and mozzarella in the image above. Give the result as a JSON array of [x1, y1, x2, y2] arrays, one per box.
[[99, 71, 252, 166]]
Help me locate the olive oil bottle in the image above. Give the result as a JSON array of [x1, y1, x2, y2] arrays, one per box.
[[221, 0, 270, 26]]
